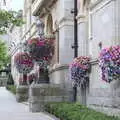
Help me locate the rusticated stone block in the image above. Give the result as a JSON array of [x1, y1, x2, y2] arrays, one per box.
[[29, 84, 73, 112], [16, 85, 29, 102]]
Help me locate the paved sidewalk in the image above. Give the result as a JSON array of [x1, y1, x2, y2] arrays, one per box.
[[0, 87, 56, 120]]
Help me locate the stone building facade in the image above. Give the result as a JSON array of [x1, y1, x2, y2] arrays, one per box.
[[77, 0, 120, 112], [8, 11, 23, 86], [9, 25, 23, 86], [0, 0, 12, 10], [20, 0, 120, 113]]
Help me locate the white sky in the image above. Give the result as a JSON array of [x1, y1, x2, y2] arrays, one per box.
[[11, 0, 24, 11]]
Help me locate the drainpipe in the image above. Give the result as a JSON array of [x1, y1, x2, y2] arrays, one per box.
[[73, 0, 78, 102]]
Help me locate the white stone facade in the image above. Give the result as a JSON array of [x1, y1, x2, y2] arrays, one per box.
[[22, 0, 120, 112], [0, 0, 12, 10], [8, 25, 23, 86], [77, 0, 120, 110]]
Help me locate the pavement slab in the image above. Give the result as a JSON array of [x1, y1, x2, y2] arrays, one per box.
[[0, 87, 57, 120]]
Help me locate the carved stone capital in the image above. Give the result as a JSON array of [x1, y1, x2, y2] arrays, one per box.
[[76, 13, 86, 24]]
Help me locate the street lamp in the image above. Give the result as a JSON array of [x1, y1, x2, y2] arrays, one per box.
[[35, 17, 49, 83], [36, 18, 44, 38]]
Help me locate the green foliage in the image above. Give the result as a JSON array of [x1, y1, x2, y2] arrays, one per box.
[[6, 85, 16, 94], [45, 102, 120, 120], [0, 10, 24, 34], [0, 40, 10, 69]]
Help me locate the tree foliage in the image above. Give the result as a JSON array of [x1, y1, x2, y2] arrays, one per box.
[[0, 10, 24, 34], [0, 40, 10, 69]]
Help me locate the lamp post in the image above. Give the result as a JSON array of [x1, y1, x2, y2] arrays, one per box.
[[36, 18, 44, 38], [35, 17, 49, 84]]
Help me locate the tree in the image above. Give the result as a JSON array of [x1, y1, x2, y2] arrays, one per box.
[[0, 10, 24, 34], [0, 40, 10, 69]]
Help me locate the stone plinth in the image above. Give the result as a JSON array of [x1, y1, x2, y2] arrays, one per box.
[[29, 84, 72, 112], [16, 85, 29, 102]]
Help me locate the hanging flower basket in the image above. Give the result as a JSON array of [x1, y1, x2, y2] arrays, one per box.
[[14, 52, 34, 74], [99, 45, 120, 83], [69, 56, 90, 87], [27, 37, 54, 68]]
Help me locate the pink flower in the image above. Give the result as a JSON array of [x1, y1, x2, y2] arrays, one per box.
[[37, 41, 44, 46]]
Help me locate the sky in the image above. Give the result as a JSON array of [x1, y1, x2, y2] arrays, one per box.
[[11, 0, 24, 11]]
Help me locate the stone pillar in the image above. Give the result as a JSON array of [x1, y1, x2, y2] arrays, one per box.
[[16, 74, 29, 102], [49, 0, 74, 98], [76, 13, 89, 104], [58, 0, 74, 64], [77, 14, 88, 56], [47, 0, 74, 104], [16, 85, 29, 102], [59, 20, 74, 64]]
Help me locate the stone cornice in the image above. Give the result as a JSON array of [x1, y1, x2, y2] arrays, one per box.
[[49, 59, 99, 74], [89, 0, 115, 12], [58, 17, 74, 29], [32, 0, 57, 16]]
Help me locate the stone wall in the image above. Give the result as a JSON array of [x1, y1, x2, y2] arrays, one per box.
[[77, 0, 120, 110], [22, 0, 120, 114], [29, 84, 72, 112], [47, 0, 74, 95]]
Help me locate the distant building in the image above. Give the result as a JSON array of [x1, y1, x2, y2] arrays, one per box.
[[0, 0, 12, 10], [8, 11, 23, 85]]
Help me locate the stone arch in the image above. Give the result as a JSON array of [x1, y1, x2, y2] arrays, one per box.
[[46, 14, 53, 36]]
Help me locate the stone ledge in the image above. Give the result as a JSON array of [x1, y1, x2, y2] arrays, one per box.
[[87, 96, 120, 108], [49, 64, 69, 74], [49, 60, 98, 74], [90, 58, 99, 65]]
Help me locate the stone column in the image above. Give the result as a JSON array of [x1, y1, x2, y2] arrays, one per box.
[[77, 14, 88, 56], [16, 74, 29, 102], [58, 0, 74, 64], [76, 13, 89, 104], [59, 20, 74, 64], [48, 0, 74, 103]]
